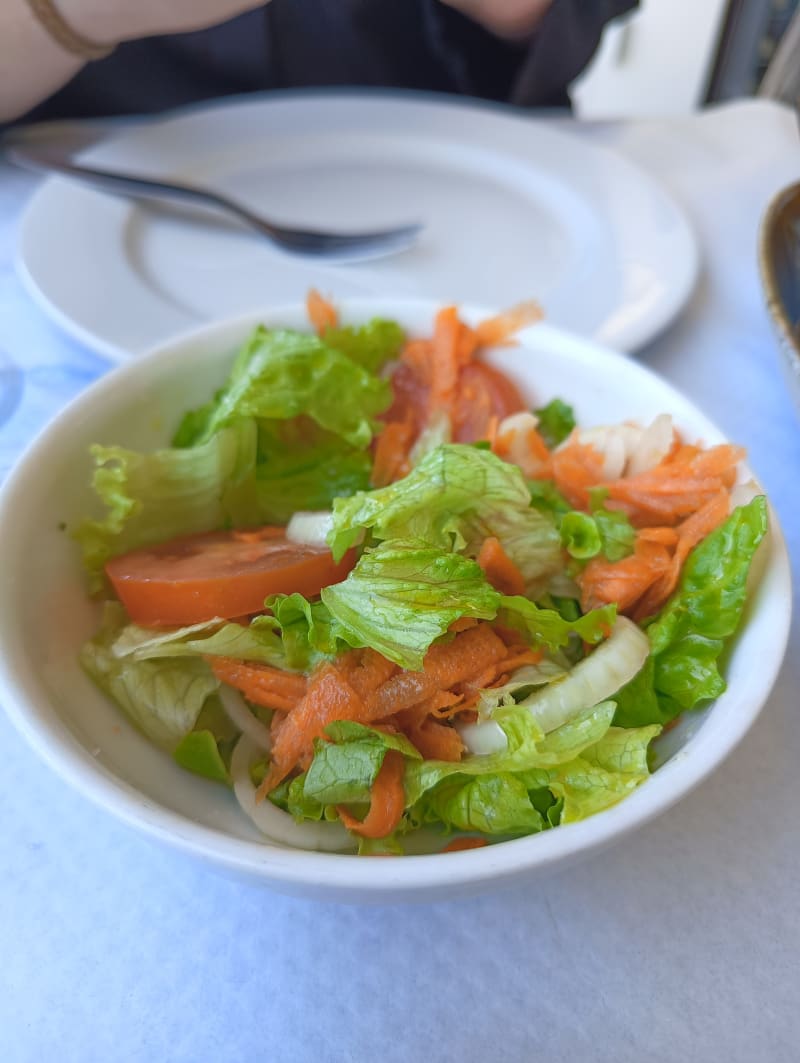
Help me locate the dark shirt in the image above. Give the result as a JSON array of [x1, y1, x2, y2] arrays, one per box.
[[23, 0, 638, 122]]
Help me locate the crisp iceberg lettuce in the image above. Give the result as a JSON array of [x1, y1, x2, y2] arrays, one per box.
[[80, 604, 220, 751], [178, 325, 390, 449], [321, 539, 503, 669], [328, 444, 562, 593]]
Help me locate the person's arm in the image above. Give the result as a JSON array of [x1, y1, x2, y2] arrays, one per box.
[[0, 0, 269, 124], [440, 0, 552, 39]]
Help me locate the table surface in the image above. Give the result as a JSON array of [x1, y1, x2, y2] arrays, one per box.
[[1, 98, 798, 1063]]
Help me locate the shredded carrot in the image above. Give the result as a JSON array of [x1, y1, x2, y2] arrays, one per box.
[[393, 691, 464, 729], [337, 750, 406, 839], [257, 664, 367, 796], [496, 648, 542, 673], [604, 444, 744, 525], [371, 418, 415, 488], [306, 289, 339, 335], [551, 439, 606, 509], [579, 537, 672, 614], [553, 434, 744, 528], [399, 338, 434, 382], [455, 321, 479, 365], [442, 836, 489, 852], [476, 536, 526, 596], [335, 648, 399, 700], [473, 300, 543, 348], [209, 658, 307, 712], [404, 718, 464, 762], [415, 623, 509, 687], [429, 305, 462, 409], [579, 481, 733, 620], [636, 527, 680, 546], [632, 489, 730, 620], [255, 624, 509, 796], [373, 301, 542, 484], [494, 423, 552, 477], [450, 616, 480, 633]]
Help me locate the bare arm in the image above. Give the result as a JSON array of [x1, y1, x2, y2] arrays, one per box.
[[440, 0, 553, 38], [0, 0, 269, 124]]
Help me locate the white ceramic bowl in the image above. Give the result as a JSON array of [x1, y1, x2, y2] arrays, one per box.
[[0, 300, 791, 902]]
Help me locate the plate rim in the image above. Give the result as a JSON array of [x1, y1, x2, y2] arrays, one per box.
[[15, 87, 700, 362]]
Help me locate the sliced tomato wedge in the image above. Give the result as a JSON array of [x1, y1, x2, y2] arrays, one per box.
[[452, 363, 527, 443], [105, 526, 354, 627], [385, 360, 526, 449]]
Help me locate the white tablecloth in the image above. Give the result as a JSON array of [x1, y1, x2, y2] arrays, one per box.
[[1, 99, 798, 1063]]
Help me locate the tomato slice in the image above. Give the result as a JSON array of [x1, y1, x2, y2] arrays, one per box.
[[452, 363, 527, 443], [105, 527, 355, 627], [385, 361, 527, 448]]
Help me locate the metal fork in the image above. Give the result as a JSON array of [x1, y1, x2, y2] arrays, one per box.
[[5, 142, 423, 262]]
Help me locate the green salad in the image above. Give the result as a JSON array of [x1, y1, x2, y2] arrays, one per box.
[[75, 302, 768, 855]]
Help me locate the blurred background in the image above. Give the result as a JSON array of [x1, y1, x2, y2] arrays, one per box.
[[572, 0, 799, 116]]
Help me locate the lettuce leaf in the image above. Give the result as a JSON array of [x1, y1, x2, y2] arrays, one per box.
[[266, 592, 340, 669], [411, 702, 658, 832], [80, 604, 219, 750], [421, 773, 546, 835], [304, 722, 421, 806], [179, 326, 391, 449], [328, 443, 529, 556], [173, 730, 231, 784], [321, 539, 502, 669], [534, 398, 575, 449], [613, 496, 769, 726], [322, 319, 405, 373], [328, 444, 562, 591], [109, 615, 288, 667], [74, 420, 259, 588], [500, 595, 616, 652], [560, 511, 602, 560], [252, 425, 372, 525], [291, 699, 659, 837]]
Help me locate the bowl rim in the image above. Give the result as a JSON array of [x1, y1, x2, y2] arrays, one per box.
[[0, 299, 792, 897]]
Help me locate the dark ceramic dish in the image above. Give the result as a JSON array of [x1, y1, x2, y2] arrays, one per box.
[[760, 181, 800, 408]]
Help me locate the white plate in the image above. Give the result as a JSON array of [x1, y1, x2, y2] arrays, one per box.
[[16, 91, 699, 361], [0, 300, 789, 902]]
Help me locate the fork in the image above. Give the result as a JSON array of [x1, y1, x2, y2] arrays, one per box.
[[5, 142, 423, 262]]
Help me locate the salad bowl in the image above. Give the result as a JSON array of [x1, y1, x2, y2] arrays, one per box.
[[0, 299, 790, 902]]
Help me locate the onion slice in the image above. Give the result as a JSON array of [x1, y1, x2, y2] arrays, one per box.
[[460, 617, 650, 755], [286, 510, 334, 547], [218, 683, 273, 752], [231, 735, 354, 852]]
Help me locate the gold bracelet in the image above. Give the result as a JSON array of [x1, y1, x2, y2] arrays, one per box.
[[24, 0, 115, 61]]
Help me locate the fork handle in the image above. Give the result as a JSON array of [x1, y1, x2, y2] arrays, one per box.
[[7, 146, 268, 232]]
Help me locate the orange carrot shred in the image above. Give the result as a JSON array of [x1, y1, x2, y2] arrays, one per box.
[[473, 300, 543, 348], [371, 418, 415, 487], [429, 305, 462, 409], [337, 750, 406, 839], [442, 837, 489, 852], [632, 489, 730, 621], [306, 289, 339, 335], [210, 658, 307, 712], [404, 719, 464, 762], [257, 665, 366, 797], [476, 536, 526, 596]]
